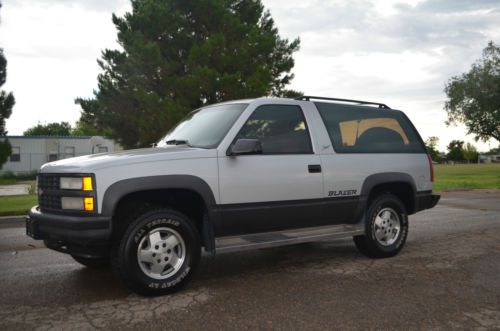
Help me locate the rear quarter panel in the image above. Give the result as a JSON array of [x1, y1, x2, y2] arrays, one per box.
[[320, 153, 432, 197]]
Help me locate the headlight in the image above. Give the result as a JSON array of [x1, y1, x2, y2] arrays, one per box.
[[60, 176, 93, 191], [59, 175, 95, 212], [61, 197, 84, 210], [61, 197, 94, 211]]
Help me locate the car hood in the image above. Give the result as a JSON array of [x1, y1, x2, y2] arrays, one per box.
[[40, 146, 217, 173]]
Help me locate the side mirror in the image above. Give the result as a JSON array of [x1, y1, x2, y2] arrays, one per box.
[[227, 138, 263, 156]]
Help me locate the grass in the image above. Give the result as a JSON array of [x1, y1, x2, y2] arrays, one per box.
[[0, 194, 37, 217], [434, 163, 500, 192], [0, 179, 37, 216]]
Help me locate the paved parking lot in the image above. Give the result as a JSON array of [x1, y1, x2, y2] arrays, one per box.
[[0, 184, 30, 196], [1, 190, 499, 330]]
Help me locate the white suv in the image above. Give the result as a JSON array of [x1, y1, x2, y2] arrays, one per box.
[[26, 96, 440, 295]]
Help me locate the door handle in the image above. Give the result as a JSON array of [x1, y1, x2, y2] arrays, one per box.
[[308, 164, 322, 173]]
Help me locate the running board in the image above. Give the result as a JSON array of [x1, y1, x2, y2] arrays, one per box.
[[215, 224, 365, 253]]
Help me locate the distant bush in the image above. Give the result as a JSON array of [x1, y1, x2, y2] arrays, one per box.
[[0, 170, 38, 181]]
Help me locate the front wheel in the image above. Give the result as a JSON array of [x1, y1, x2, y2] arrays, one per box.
[[111, 208, 201, 296], [353, 193, 409, 258]]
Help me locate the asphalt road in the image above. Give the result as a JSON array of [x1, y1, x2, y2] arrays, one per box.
[[1, 190, 500, 330]]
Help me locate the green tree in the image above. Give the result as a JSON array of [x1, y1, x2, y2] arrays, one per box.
[[71, 119, 103, 136], [462, 142, 478, 163], [444, 41, 500, 143], [486, 146, 499, 155], [24, 122, 72, 136], [425, 136, 441, 161], [76, 0, 301, 148], [0, 50, 14, 168], [0, 139, 11, 167], [0, 1, 16, 168], [446, 140, 464, 161]]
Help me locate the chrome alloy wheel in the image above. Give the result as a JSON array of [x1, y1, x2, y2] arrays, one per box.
[[137, 227, 186, 280], [373, 207, 401, 246]]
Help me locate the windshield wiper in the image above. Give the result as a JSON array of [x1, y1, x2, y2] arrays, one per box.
[[166, 139, 191, 146]]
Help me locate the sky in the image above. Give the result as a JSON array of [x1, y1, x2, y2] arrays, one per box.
[[1, 0, 499, 152]]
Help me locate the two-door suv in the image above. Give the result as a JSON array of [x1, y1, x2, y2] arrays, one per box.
[[27, 96, 439, 295]]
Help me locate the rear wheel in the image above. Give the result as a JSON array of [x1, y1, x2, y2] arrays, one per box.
[[71, 255, 109, 268], [353, 193, 408, 258], [111, 208, 201, 296]]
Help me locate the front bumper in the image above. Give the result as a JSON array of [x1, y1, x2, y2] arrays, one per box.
[[26, 206, 111, 257]]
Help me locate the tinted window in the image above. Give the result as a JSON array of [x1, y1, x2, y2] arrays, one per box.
[[315, 102, 425, 153], [235, 105, 313, 154]]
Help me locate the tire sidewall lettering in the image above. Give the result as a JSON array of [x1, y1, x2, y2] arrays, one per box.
[[147, 266, 191, 289], [134, 218, 180, 244], [122, 211, 199, 294]]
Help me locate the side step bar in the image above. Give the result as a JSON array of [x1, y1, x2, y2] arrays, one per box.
[[215, 224, 365, 253]]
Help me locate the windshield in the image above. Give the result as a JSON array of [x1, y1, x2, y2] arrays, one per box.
[[157, 103, 248, 148]]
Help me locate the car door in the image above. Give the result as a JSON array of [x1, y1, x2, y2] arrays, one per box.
[[216, 103, 325, 236]]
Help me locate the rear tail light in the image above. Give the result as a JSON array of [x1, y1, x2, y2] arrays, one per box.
[[427, 154, 434, 182]]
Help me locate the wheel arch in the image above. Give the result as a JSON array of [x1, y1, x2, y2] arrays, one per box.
[[357, 172, 418, 217], [101, 175, 218, 253]]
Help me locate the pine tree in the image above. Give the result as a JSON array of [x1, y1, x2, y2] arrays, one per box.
[[76, 0, 301, 148]]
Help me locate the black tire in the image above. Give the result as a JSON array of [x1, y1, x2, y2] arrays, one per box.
[[111, 208, 201, 296], [353, 193, 408, 258], [71, 255, 109, 268]]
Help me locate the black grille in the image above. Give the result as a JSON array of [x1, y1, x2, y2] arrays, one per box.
[[39, 194, 62, 210], [38, 174, 60, 190], [38, 174, 61, 211]]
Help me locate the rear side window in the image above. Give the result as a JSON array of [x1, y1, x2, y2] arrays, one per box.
[[235, 104, 313, 154], [315, 102, 425, 153]]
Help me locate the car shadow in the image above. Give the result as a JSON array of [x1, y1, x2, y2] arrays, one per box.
[[56, 239, 364, 300], [195, 239, 365, 282]]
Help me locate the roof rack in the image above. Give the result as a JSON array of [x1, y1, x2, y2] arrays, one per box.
[[295, 96, 391, 109]]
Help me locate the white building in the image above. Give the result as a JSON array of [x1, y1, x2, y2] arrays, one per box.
[[480, 154, 500, 163], [1, 136, 122, 174]]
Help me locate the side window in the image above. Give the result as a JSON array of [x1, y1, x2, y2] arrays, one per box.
[[315, 102, 425, 153], [10, 146, 20, 162], [338, 118, 409, 147], [98, 146, 108, 153], [235, 105, 313, 154]]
